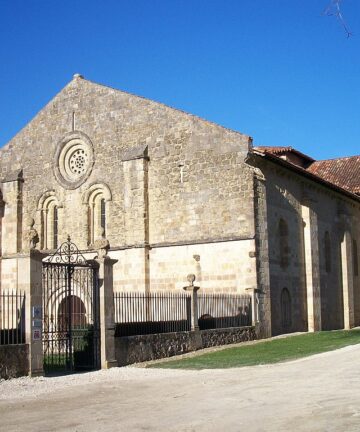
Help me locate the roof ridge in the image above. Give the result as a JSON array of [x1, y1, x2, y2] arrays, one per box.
[[312, 154, 360, 163]]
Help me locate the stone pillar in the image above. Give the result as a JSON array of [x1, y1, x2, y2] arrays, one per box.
[[251, 165, 272, 338], [245, 287, 260, 326], [301, 200, 321, 332], [93, 236, 118, 368], [341, 230, 355, 329], [183, 274, 202, 350], [183, 274, 200, 331], [17, 250, 44, 377], [1, 170, 23, 255]]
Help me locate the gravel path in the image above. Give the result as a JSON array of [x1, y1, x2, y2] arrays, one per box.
[[1, 344, 360, 431]]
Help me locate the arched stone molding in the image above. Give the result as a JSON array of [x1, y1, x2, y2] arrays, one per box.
[[37, 191, 62, 250], [82, 183, 112, 246], [43, 280, 93, 334]]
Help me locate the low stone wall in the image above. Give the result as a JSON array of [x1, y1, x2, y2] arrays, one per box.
[[201, 326, 256, 348], [0, 344, 29, 379], [115, 327, 256, 366]]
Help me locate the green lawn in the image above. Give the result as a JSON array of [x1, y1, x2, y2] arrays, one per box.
[[148, 329, 360, 369]]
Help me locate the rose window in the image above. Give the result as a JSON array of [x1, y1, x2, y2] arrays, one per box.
[[54, 133, 94, 189], [69, 150, 88, 176]]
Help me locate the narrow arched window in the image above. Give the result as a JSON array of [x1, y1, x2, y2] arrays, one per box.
[[53, 206, 58, 249], [279, 218, 289, 269], [324, 231, 331, 273], [281, 288, 291, 330], [83, 184, 112, 245], [353, 239, 359, 277], [100, 198, 106, 237], [38, 193, 60, 250]]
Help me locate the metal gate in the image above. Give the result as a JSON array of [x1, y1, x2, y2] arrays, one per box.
[[42, 237, 100, 374]]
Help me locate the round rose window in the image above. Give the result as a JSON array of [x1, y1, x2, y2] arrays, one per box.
[[54, 132, 94, 189]]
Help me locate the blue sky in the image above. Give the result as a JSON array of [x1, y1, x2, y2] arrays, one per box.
[[0, 0, 359, 159]]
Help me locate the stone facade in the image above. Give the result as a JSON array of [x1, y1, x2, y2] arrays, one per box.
[[253, 152, 360, 335], [0, 75, 359, 348], [0, 75, 256, 301]]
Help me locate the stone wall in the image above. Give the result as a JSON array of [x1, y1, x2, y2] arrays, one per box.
[[111, 239, 257, 294], [257, 157, 360, 335], [0, 344, 29, 379], [201, 326, 256, 348], [115, 327, 256, 366], [0, 75, 255, 298]]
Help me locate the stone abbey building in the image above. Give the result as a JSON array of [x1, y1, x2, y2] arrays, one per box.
[[0, 74, 359, 340]]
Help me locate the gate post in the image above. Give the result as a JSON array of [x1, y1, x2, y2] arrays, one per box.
[[94, 237, 118, 369], [17, 249, 44, 377], [183, 274, 202, 350]]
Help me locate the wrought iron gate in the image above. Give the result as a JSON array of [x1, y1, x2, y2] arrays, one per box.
[[42, 237, 100, 374]]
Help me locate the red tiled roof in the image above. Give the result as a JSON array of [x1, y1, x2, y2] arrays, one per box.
[[253, 146, 360, 197], [307, 156, 360, 195], [253, 146, 315, 162], [254, 146, 293, 154]]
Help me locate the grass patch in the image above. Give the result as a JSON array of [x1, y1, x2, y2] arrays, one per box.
[[148, 329, 360, 369]]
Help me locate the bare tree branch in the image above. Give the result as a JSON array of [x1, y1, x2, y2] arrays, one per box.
[[323, 0, 352, 38]]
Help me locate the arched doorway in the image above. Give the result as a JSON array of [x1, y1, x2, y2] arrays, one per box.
[[58, 295, 87, 330]]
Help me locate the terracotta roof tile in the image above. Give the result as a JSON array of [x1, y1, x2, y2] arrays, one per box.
[[253, 146, 360, 196], [253, 146, 314, 162], [307, 156, 360, 195]]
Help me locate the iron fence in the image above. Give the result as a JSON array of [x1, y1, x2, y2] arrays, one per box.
[[114, 292, 191, 336], [198, 293, 252, 330], [0, 290, 26, 345]]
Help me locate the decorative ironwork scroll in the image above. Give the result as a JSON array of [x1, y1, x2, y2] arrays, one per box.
[[43, 235, 90, 266]]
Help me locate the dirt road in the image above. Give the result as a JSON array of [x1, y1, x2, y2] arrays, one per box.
[[1, 344, 360, 431]]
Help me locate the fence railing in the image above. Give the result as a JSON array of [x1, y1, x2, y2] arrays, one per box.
[[198, 293, 252, 330], [0, 290, 26, 345], [114, 291, 253, 337], [114, 292, 191, 337]]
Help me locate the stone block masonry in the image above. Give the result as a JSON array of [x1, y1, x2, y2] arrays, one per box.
[[0, 344, 29, 379], [115, 327, 256, 366]]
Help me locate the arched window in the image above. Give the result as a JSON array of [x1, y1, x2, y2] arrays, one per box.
[[38, 192, 60, 250], [82, 183, 111, 245], [353, 239, 359, 277], [281, 288, 292, 330], [279, 218, 289, 269], [324, 231, 331, 273]]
